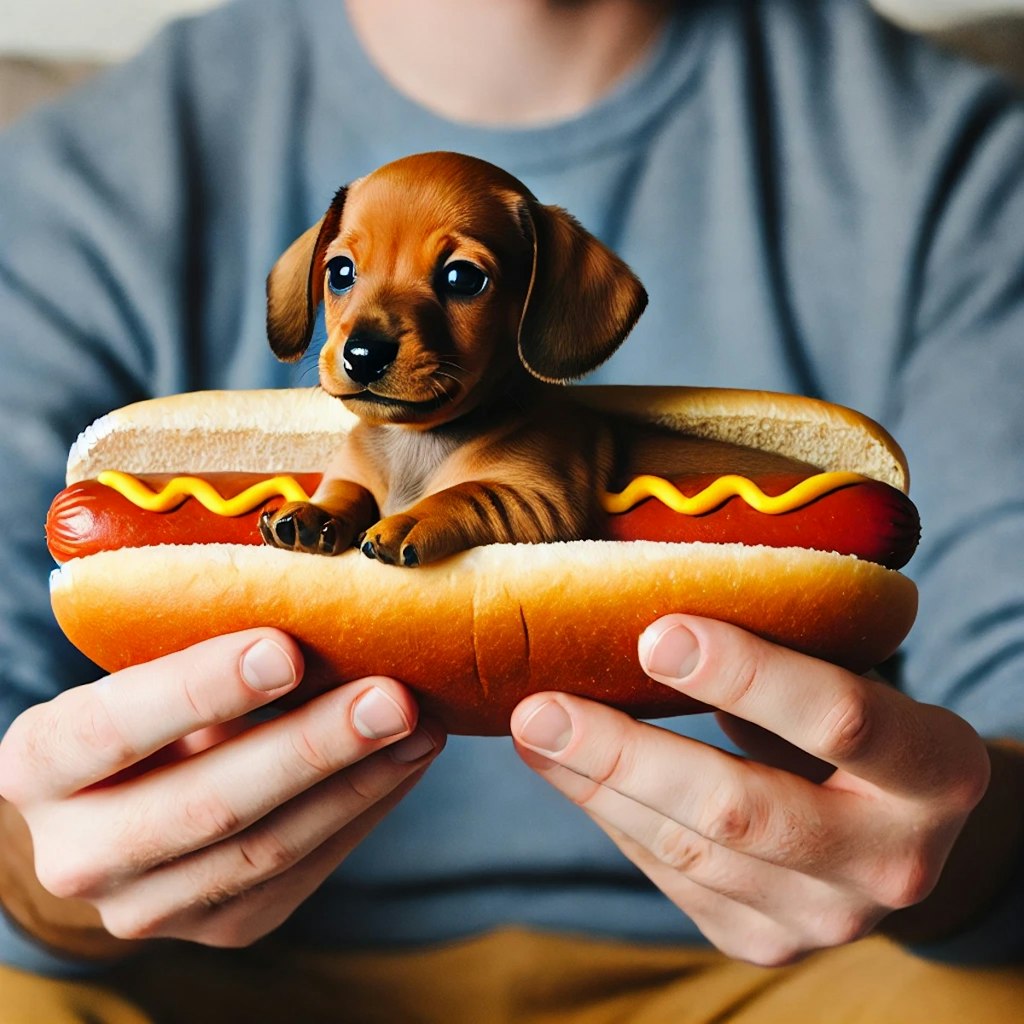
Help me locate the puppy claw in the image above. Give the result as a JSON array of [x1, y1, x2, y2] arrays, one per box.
[[258, 510, 276, 546], [401, 545, 420, 567], [271, 511, 297, 548], [318, 520, 339, 555], [261, 501, 351, 556], [297, 515, 325, 551], [359, 514, 419, 567], [373, 543, 398, 566]]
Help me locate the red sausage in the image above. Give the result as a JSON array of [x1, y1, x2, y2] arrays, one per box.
[[599, 473, 920, 570], [46, 471, 920, 570], [46, 473, 324, 563]]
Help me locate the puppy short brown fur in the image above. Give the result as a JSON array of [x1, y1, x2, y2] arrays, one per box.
[[263, 151, 804, 567]]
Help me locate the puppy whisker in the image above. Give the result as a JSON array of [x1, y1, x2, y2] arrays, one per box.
[[436, 359, 469, 381]]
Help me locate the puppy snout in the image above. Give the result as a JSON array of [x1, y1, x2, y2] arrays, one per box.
[[343, 331, 400, 386]]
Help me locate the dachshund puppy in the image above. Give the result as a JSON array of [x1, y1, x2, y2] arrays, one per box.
[[262, 151, 798, 566]]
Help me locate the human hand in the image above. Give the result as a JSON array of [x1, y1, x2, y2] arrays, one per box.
[[510, 615, 990, 965], [0, 628, 443, 949]]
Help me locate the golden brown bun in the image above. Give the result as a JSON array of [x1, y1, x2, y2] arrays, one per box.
[[51, 386, 918, 735]]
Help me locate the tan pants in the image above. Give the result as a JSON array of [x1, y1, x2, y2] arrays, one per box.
[[1, 928, 1022, 1024]]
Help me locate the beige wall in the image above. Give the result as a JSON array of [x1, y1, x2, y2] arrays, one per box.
[[870, 0, 1024, 29], [0, 1, 224, 60]]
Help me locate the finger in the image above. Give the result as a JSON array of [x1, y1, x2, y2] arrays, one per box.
[[599, 822, 840, 968], [528, 751, 873, 941], [0, 629, 304, 802], [98, 723, 444, 941], [639, 615, 986, 796], [512, 695, 865, 878], [36, 678, 424, 894], [189, 769, 429, 948]]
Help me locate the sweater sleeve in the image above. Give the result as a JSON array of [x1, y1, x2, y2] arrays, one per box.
[[887, 75, 1024, 963], [890, 77, 1024, 741]]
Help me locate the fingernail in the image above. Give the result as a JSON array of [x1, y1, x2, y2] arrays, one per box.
[[241, 639, 297, 692], [640, 622, 700, 683], [353, 687, 410, 740], [389, 728, 437, 763], [518, 701, 573, 754]]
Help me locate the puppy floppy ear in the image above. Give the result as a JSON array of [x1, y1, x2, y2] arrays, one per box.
[[516, 201, 647, 383], [266, 188, 347, 362]]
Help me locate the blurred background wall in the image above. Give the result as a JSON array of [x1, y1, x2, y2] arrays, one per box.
[[0, 0, 222, 125], [0, 1, 222, 60], [0, 0, 1021, 129]]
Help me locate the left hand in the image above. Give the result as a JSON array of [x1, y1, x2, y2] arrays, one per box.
[[510, 614, 991, 966]]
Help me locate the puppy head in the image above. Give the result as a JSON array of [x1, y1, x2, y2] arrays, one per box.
[[267, 151, 646, 428]]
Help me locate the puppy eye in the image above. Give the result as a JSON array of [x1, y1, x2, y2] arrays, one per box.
[[441, 261, 488, 298], [326, 255, 356, 295]]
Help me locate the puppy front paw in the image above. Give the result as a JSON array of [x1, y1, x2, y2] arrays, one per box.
[[358, 515, 423, 567], [259, 501, 353, 556]]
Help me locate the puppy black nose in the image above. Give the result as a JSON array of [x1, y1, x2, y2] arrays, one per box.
[[342, 333, 400, 386]]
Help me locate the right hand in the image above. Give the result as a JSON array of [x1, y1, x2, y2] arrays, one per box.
[[0, 628, 443, 948]]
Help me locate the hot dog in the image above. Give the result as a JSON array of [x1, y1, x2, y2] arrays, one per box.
[[46, 385, 920, 735]]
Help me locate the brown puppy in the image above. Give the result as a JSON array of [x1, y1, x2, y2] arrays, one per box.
[[263, 151, 800, 566]]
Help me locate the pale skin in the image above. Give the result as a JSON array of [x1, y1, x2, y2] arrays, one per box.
[[0, 629, 444, 953], [0, 0, 1021, 965], [515, 617, 1018, 964]]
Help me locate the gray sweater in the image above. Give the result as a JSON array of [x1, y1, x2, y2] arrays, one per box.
[[2, 0, 1023, 973]]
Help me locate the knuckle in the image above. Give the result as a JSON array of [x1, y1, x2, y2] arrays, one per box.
[[944, 729, 991, 814], [564, 774, 604, 811], [698, 781, 762, 848], [179, 788, 244, 844], [2, 693, 137, 797], [650, 821, 708, 874], [751, 942, 807, 968], [738, 931, 807, 968], [811, 908, 874, 948], [177, 665, 208, 720], [100, 902, 172, 942], [288, 727, 339, 778], [718, 649, 761, 711], [178, 641, 266, 721], [815, 690, 874, 764], [71, 692, 137, 766], [341, 760, 398, 804], [194, 900, 274, 949], [949, 771, 989, 818], [877, 851, 938, 910], [35, 852, 104, 901], [234, 826, 298, 880], [587, 743, 632, 791]]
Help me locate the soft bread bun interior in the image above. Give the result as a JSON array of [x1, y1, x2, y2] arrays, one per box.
[[53, 386, 918, 735], [573, 386, 909, 492], [66, 388, 358, 483], [65, 385, 909, 491]]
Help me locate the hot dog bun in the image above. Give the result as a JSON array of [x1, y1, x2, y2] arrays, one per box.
[[50, 386, 918, 735]]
